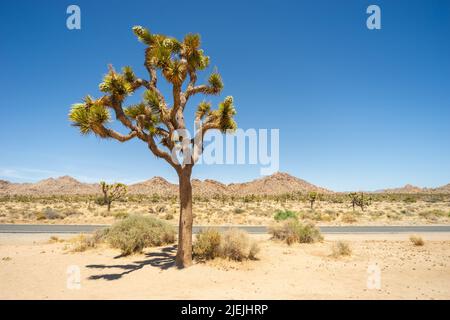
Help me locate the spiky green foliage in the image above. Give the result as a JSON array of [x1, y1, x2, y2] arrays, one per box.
[[132, 26, 153, 46], [184, 34, 210, 71], [196, 101, 211, 120], [122, 66, 136, 83], [99, 68, 134, 97], [162, 59, 187, 85], [69, 100, 110, 136], [213, 96, 237, 133], [208, 72, 223, 94]]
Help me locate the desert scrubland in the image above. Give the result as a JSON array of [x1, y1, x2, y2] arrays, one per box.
[[1, 194, 449, 226], [1, 173, 449, 226]]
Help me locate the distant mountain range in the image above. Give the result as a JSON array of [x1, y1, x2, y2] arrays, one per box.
[[0, 172, 449, 196]]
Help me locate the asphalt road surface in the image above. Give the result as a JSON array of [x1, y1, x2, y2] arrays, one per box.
[[0, 224, 450, 234]]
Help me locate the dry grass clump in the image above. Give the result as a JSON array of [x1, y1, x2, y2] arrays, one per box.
[[409, 234, 425, 246], [331, 241, 352, 257], [193, 228, 259, 262], [221, 229, 260, 261], [68, 229, 108, 252], [36, 207, 63, 220], [107, 215, 176, 255], [418, 210, 446, 220], [341, 212, 357, 223], [269, 219, 323, 245], [48, 236, 64, 243]]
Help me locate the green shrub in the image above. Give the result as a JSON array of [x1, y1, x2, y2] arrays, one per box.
[[269, 219, 323, 245], [274, 210, 298, 221], [233, 208, 245, 214], [107, 215, 176, 255], [193, 228, 222, 261]]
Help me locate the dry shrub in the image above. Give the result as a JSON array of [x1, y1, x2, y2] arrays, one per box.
[[48, 236, 63, 243], [107, 215, 175, 255], [341, 213, 357, 223], [269, 219, 323, 245], [409, 234, 424, 246], [193, 228, 221, 261], [331, 241, 352, 257], [36, 207, 63, 220], [220, 229, 260, 261], [193, 228, 259, 262], [69, 234, 97, 252]]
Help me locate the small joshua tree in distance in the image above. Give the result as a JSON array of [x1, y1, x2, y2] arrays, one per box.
[[307, 191, 320, 210], [100, 181, 127, 212], [348, 192, 371, 212], [69, 26, 236, 267]]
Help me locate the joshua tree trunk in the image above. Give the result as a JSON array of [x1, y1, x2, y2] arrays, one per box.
[[176, 167, 193, 268]]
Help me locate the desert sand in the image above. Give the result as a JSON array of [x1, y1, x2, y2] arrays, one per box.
[[1, 233, 449, 299]]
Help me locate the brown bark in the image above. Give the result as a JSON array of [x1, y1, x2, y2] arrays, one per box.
[[175, 167, 193, 268]]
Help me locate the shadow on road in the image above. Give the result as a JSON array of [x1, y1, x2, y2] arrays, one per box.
[[86, 245, 177, 281]]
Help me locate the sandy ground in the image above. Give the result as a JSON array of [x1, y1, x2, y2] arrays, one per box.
[[0, 233, 449, 299]]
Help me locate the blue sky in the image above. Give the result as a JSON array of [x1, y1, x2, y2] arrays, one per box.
[[0, 0, 449, 191]]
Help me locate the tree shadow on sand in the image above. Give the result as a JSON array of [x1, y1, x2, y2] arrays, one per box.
[[86, 245, 177, 281]]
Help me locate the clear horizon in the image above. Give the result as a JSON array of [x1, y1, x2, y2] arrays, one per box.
[[1, 0, 449, 192], [0, 171, 448, 192]]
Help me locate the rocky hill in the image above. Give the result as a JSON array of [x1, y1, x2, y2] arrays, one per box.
[[0, 172, 330, 197]]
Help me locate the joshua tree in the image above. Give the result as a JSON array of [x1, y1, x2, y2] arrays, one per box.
[[307, 191, 319, 210], [100, 181, 127, 212], [348, 192, 371, 212], [69, 26, 236, 267]]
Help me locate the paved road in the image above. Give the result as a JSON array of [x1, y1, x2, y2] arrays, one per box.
[[0, 224, 449, 234]]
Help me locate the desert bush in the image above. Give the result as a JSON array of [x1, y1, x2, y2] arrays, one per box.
[[193, 228, 259, 262], [193, 228, 222, 261], [403, 196, 417, 204], [419, 210, 446, 220], [409, 235, 424, 246], [107, 215, 176, 255], [274, 210, 298, 221], [269, 219, 323, 245], [233, 208, 245, 214], [48, 236, 63, 243], [112, 210, 129, 219], [163, 212, 174, 220], [69, 232, 104, 252], [220, 229, 260, 261], [63, 209, 81, 217], [341, 212, 357, 223], [36, 207, 63, 220], [331, 241, 352, 257]]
